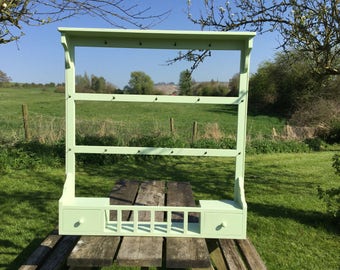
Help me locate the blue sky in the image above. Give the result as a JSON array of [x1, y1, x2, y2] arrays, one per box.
[[1, 1, 280, 88]]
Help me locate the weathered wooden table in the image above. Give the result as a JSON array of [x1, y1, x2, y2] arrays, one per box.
[[20, 180, 266, 269]]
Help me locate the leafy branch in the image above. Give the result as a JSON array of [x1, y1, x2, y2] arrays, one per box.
[[184, 0, 340, 78]]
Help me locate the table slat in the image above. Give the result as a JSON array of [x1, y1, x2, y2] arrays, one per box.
[[236, 239, 267, 270], [67, 180, 139, 267], [117, 181, 165, 267], [219, 239, 247, 270], [166, 182, 211, 268]]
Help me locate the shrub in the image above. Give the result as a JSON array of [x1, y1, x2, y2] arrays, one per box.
[[54, 85, 65, 93], [316, 120, 340, 144], [247, 139, 310, 154], [192, 138, 236, 149], [15, 140, 64, 168], [333, 154, 340, 176], [317, 154, 340, 225], [0, 146, 43, 174], [325, 121, 340, 144], [76, 135, 122, 165], [304, 138, 323, 151], [0, 148, 11, 174], [129, 135, 187, 148], [290, 98, 339, 127], [192, 81, 230, 96]]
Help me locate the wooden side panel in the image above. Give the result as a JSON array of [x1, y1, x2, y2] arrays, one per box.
[[166, 182, 210, 268], [67, 180, 139, 267], [116, 181, 165, 267]]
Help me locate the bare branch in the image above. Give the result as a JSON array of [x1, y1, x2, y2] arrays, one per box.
[[0, 1, 170, 44], [166, 49, 211, 74]]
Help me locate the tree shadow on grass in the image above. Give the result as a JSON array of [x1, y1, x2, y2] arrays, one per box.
[[78, 156, 236, 200], [0, 170, 63, 269], [244, 160, 339, 234], [245, 160, 323, 196], [248, 202, 339, 234], [206, 105, 238, 116]]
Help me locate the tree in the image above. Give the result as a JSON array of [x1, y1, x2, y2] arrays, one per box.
[[91, 75, 106, 93], [127, 71, 154, 94], [249, 61, 281, 113], [192, 80, 229, 96], [76, 73, 116, 93], [0, 1, 169, 44], [179, 69, 193, 95], [186, 0, 340, 78], [0, 70, 11, 83], [75, 72, 90, 92], [249, 51, 322, 116], [228, 73, 239, 96]]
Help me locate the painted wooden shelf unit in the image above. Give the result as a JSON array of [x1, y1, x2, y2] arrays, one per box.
[[58, 27, 255, 239]]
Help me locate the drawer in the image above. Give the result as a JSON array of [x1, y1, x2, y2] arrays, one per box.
[[61, 209, 104, 234], [202, 213, 244, 238]]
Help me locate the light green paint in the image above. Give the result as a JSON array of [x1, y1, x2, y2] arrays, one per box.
[[59, 28, 255, 238]]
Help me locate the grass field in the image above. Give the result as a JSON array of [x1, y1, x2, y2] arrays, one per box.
[[0, 87, 339, 269], [0, 87, 285, 144]]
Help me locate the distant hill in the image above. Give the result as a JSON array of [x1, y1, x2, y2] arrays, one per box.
[[154, 83, 178, 95]]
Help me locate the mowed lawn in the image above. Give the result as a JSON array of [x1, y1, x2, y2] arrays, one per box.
[[0, 152, 339, 269]]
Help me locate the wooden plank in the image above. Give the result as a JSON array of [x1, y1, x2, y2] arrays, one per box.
[[219, 239, 247, 270], [166, 182, 211, 268], [67, 236, 120, 267], [39, 235, 79, 270], [67, 180, 139, 267], [117, 181, 165, 267], [206, 239, 227, 270], [19, 228, 62, 270], [18, 265, 37, 270], [236, 239, 267, 270]]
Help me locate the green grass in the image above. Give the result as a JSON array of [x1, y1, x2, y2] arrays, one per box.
[[245, 153, 339, 269], [0, 167, 63, 269], [0, 87, 64, 143], [0, 150, 339, 269], [0, 87, 285, 144]]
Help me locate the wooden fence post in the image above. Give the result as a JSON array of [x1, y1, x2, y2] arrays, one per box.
[[192, 121, 198, 144], [22, 104, 31, 141], [170, 117, 175, 134]]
